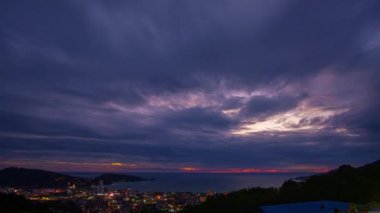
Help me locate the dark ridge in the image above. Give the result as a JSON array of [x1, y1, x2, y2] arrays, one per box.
[[94, 173, 149, 185], [0, 167, 92, 188], [0, 167, 149, 188]]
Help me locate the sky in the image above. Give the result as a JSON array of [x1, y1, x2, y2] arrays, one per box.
[[1, 0, 380, 173]]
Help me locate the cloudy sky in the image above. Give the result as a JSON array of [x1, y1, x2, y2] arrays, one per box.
[[1, 0, 380, 172]]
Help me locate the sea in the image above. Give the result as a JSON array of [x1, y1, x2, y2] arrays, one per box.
[[65, 172, 311, 193]]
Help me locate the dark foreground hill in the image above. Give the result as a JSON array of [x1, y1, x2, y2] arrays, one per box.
[[0, 167, 148, 188], [183, 159, 380, 213], [0, 193, 81, 213]]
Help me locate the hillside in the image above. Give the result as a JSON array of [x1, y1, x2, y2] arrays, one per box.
[[183, 159, 380, 213], [0, 193, 81, 213], [0, 167, 148, 188]]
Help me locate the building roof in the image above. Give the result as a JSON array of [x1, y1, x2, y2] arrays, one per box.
[[261, 200, 349, 213]]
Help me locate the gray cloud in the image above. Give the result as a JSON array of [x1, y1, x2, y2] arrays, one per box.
[[0, 0, 379, 171]]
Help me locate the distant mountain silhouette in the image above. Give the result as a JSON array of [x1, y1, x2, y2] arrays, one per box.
[[94, 173, 150, 185], [184, 159, 380, 213], [0, 167, 148, 188], [0, 167, 91, 188]]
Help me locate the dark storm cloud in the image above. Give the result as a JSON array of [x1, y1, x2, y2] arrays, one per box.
[[332, 101, 380, 139], [1, 0, 380, 171], [240, 94, 306, 118], [160, 107, 234, 131]]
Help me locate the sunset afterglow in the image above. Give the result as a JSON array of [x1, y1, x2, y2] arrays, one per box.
[[0, 0, 379, 173]]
